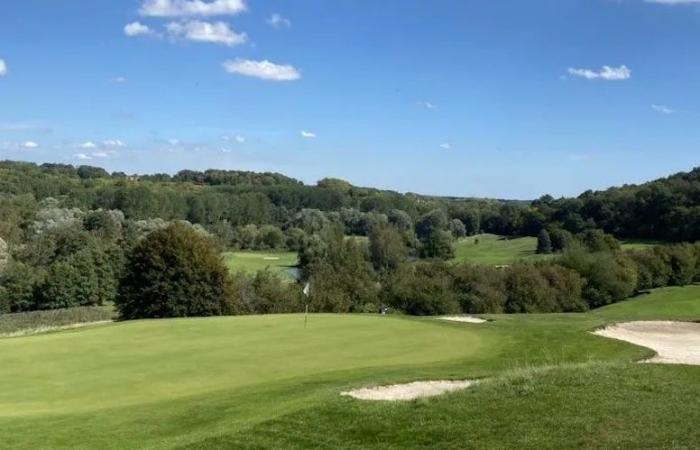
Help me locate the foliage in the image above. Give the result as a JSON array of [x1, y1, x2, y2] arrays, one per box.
[[536, 229, 552, 254], [116, 223, 236, 319]]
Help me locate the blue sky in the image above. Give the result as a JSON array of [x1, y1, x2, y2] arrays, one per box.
[[1, 0, 700, 198]]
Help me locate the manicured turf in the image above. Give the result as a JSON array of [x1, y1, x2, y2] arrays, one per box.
[[620, 239, 662, 251], [222, 251, 298, 278], [452, 233, 548, 266], [1, 286, 699, 449]]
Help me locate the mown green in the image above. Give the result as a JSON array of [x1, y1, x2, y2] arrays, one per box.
[[0, 286, 699, 449]]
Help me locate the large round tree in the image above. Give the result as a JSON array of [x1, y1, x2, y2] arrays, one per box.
[[117, 223, 235, 319]]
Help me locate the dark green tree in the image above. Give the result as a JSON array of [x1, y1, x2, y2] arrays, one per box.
[[536, 229, 553, 254], [116, 223, 235, 319]]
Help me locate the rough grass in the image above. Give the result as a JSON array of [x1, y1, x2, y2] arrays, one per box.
[[1, 286, 699, 449], [452, 233, 549, 266], [221, 250, 298, 278], [0, 305, 115, 336]]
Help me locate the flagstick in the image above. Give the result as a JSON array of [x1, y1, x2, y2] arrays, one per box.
[[304, 304, 309, 329]]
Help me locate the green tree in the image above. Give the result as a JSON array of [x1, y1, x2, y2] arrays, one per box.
[[116, 223, 235, 319], [536, 229, 553, 254], [368, 223, 409, 273]]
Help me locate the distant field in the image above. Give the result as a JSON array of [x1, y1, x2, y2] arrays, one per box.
[[3, 285, 700, 448], [222, 251, 298, 278], [620, 239, 662, 251], [452, 233, 548, 266]]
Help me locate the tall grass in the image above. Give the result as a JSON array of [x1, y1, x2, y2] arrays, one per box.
[[0, 305, 115, 336]]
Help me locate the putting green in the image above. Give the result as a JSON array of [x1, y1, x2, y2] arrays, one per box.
[[222, 251, 298, 278], [452, 233, 548, 266], [1, 286, 699, 449]]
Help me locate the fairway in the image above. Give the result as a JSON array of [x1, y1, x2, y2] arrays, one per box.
[[222, 251, 298, 278], [452, 234, 548, 266], [5, 286, 700, 448]]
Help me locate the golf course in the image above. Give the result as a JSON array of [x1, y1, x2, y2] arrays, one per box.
[[2, 285, 699, 449]]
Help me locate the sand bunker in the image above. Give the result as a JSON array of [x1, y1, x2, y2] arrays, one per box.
[[341, 380, 476, 401], [263, 257, 280, 261], [439, 316, 487, 324], [594, 321, 700, 365]]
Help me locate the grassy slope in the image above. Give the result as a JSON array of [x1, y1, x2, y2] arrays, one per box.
[[452, 234, 547, 266], [222, 251, 298, 277], [1, 287, 699, 449]]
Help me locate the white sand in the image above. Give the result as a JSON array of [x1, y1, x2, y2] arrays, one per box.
[[0, 321, 113, 338], [262, 257, 280, 260], [341, 380, 476, 401], [439, 316, 487, 324], [593, 321, 700, 365]]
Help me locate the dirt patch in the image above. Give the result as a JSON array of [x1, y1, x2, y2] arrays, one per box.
[[594, 321, 700, 365], [439, 316, 486, 324], [341, 380, 476, 401], [0, 321, 113, 338]]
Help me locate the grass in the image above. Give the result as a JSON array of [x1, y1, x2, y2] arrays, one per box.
[[452, 233, 549, 266], [0, 305, 115, 337], [620, 239, 663, 251], [222, 250, 298, 278], [0, 286, 699, 449]]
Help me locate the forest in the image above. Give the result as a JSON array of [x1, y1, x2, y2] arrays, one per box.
[[1, 159, 700, 318]]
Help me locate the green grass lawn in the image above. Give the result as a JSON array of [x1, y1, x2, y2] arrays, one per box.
[[1, 286, 699, 449], [222, 250, 298, 278], [452, 233, 549, 266], [620, 239, 663, 251]]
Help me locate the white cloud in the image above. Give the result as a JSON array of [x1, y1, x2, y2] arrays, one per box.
[[419, 101, 437, 110], [166, 20, 246, 46], [440, 143, 452, 150], [222, 59, 301, 81], [168, 138, 181, 145], [103, 139, 126, 147], [124, 22, 154, 37], [0, 59, 7, 77], [110, 77, 128, 84], [80, 141, 97, 149], [567, 65, 631, 81], [74, 153, 92, 160], [267, 13, 291, 29], [234, 135, 245, 143], [140, 0, 247, 17], [652, 104, 674, 114], [300, 131, 316, 139], [22, 141, 39, 149], [91, 151, 112, 158]]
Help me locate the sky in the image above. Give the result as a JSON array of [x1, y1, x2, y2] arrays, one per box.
[[1, 0, 700, 199]]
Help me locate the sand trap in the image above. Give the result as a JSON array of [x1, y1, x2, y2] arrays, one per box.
[[341, 380, 476, 401], [263, 257, 280, 261], [439, 315, 487, 324], [0, 320, 113, 338], [594, 321, 700, 365]]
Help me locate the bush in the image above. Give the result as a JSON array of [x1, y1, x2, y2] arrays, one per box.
[[383, 263, 460, 316], [560, 250, 637, 308], [536, 229, 552, 254], [451, 264, 506, 313], [231, 270, 302, 314], [628, 248, 671, 290], [116, 223, 236, 319]]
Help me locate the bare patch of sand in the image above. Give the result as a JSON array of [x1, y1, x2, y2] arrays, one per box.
[[1, 321, 113, 338], [439, 316, 487, 324], [341, 380, 476, 401], [263, 257, 280, 261], [593, 321, 700, 365]]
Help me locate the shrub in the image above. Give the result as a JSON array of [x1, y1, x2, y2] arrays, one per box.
[[383, 263, 459, 316], [560, 250, 637, 308], [536, 229, 552, 254], [116, 223, 236, 319], [451, 264, 506, 313]]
